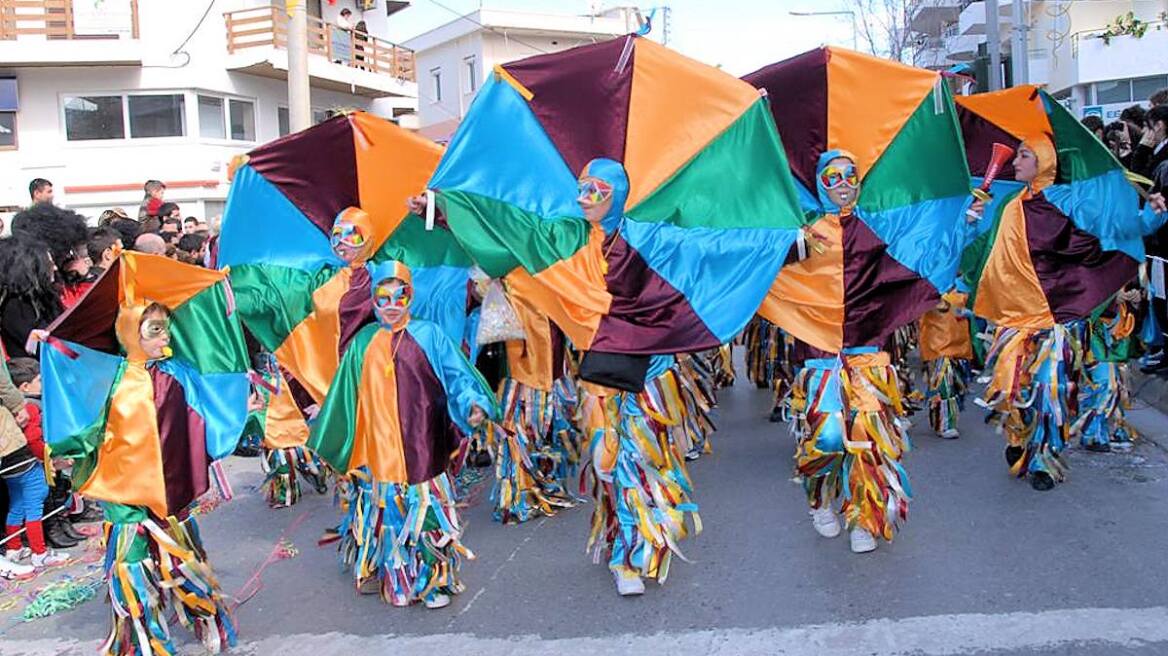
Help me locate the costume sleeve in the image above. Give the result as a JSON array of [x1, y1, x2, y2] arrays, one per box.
[[1143, 201, 1168, 237], [0, 358, 23, 415], [408, 320, 498, 434]]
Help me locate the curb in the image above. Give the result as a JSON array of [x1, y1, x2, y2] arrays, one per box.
[[1130, 369, 1168, 452]]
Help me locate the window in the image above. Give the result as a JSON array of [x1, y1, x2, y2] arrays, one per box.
[[198, 95, 226, 139], [64, 95, 125, 140], [0, 78, 16, 149], [1095, 80, 1132, 105], [64, 93, 188, 141], [1132, 75, 1168, 103], [197, 95, 255, 142], [128, 94, 185, 138], [279, 106, 329, 136], [0, 112, 14, 149], [464, 57, 477, 93], [229, 99, 255, 141], [430, 67, 442, 103]]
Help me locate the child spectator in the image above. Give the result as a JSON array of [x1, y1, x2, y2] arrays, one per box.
[[1, 357, 68, 569]]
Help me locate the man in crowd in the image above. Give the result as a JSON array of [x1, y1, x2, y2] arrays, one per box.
[[87, 227, 123, 278], [133, 232, 167, 256], [28, 179, 52, 206]]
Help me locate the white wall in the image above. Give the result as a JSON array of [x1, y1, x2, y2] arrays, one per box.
[[413, 29, 623, 132], [1040, 0, 1168, 94], [0, 0, 399, 217], [413, 32, 483, 130]]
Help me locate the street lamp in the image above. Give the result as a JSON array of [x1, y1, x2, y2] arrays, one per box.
[[789, 10, 859, 50]]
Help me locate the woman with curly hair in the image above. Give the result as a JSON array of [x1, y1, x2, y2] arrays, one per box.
[[0, 235, 63, 359]]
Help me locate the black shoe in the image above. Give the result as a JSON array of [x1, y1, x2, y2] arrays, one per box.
[[768, 407, 784, 423], [1140, 356, 1168, 374], [472, 449, 492, 468], [1030, 471, 1056, 491], [45, 521, 80, 549], [310, 475, 329, 495], [1084, 442, 1111, 453], [755, 381, 769, 390], [1005, 446, 1024, 467], [59, 521, 86, 541]]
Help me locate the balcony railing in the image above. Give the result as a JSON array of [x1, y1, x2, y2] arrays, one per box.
[[0, 0, 139, 40], [225, 6, 415, 82]]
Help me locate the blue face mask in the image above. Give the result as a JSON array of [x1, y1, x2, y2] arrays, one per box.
[[815, 149, 860, 214], [578, 158, 630, 232]]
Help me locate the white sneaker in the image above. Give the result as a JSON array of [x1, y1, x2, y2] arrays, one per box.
[[0, 554, 35, 580], [939, 428, 960, 439], [850, 528, 878, 554], [5, 547, 30, 562], [424, 592, 451, 609], [810, 507, 841, 538], [613, 569, 645, 596], [31, 550, 69, 569]]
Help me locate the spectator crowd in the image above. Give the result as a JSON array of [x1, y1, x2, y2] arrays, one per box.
[[0, 179, 222, 578]]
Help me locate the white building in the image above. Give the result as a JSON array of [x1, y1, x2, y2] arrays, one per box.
[[911, 0, 1168, 119], [0, 0, 418, 221], [404, 6, 644, 143]]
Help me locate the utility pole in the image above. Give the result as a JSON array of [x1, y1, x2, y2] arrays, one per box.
[[287, 0, 311, 131], [1010, 0, 1028, 86], [986, 0, 1001, 90]]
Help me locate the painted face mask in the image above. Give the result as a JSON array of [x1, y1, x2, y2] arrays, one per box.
[[819, 163, 859, 190], [139, 317, 170, 342], [577, 178, 613, 205], [374, 281, 412, 310], [330, 221, 366, 251], [139, 316, 173, 358]]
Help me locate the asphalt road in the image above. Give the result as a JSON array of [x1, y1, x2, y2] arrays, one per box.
[[3, 365, 1168, 656]]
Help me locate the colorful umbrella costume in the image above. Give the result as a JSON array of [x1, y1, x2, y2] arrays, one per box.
[[919, 288, 974, 437], [744, 48, 976, 543], [420, 35, 806, 584], [220, 112, 467, 507], [956, 86, 1165, 487], [307, 261, 497, 607], [39, 252, 249, 655]]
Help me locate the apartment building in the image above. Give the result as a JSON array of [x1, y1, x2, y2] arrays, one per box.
[[0, 0, 418, 220], [911, 0, 1168, 119], [404, 6, 644, 142]]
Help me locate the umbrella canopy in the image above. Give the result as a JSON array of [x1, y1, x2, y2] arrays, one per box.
[[40, 252, 250, 517], [219, 112, 472, 402], [744, 47, 974, 353], [956, 85, 1157, 329], [428, 34, 807, 355]]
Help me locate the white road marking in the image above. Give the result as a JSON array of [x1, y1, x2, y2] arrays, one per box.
[[5, 605, 1168, 655]]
